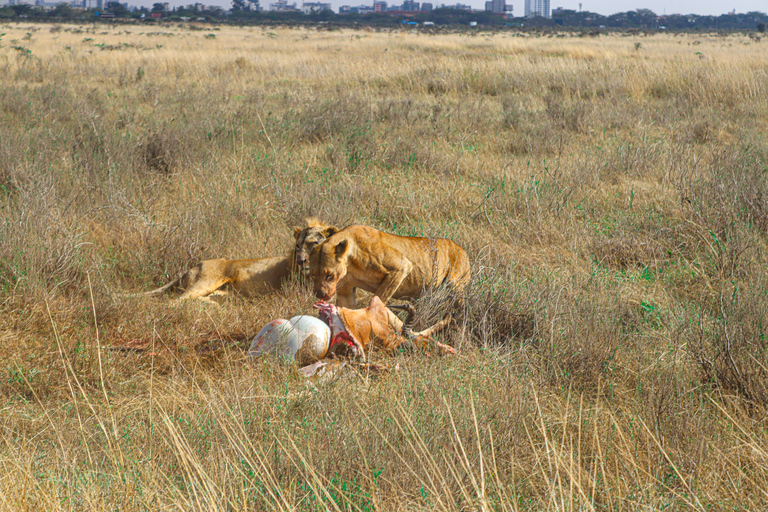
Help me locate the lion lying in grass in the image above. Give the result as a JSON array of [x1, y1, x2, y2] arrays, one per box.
[[127, 218, 338, 302], [310, 225, 470, 308]]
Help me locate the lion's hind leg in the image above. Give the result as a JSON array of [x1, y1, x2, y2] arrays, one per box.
[[176, 260, 231, 301]]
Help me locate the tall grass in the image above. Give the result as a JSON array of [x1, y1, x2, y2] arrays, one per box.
[[2, 22, 768, 509]]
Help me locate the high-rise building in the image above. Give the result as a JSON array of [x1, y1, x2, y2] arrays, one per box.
[[484, 0, 505, 14], [421, 2, 432, 10], [524, 0, 549, 17], [524, 0, 548, 17], [373, 0, 386, 11]]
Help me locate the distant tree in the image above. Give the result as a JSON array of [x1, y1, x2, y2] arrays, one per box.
[[628, 9, 657, 28], [106, 1, 130, 16], [428, 7, 480, 25], [47, 2, 73, 17], [661, 14, 694, 30], [10, 3, 33, 17], [231, 0, 247, 10], [151, 2, 165, 11], [758, 22, 766, 32], [633, 8, 656, 17], [207, 6, 224, 17], [552, 8, 603, 27], [307, 8, 335, 21]]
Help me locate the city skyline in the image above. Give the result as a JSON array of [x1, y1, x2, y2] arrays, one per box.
[[148, 0, 766, 16], [4, 0, 765, 16]]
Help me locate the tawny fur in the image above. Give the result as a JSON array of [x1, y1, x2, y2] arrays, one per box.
[[126, 219, 338, 302], [310, 225, 470, 308], [330, 296, 455, 359]]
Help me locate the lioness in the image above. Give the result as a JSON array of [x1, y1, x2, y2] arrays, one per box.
[[310, 225, 470, 308], [129, 218, 338, 302]]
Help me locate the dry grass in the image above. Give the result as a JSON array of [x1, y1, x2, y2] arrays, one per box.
[[2, 22, 768, 509]]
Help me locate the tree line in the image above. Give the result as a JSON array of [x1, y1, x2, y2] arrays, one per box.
[[1, 1, 766, 32], [548, 8, 768, 30]]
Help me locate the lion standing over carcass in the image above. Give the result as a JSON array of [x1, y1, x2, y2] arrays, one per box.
[[309, 225, 470, 308], [125, 218, 338, 302]]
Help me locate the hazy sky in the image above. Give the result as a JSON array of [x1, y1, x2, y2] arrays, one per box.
[[127, 0, 766, 17]]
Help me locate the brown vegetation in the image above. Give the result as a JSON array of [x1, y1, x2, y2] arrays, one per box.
[[2, 22, 768, 509]]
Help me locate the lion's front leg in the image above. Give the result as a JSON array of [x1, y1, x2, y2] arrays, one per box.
[[374, 258, 413, 304], [336, 279, 358, 308]]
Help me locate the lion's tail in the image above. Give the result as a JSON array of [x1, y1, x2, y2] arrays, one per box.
[[117, 275, 183, 298]]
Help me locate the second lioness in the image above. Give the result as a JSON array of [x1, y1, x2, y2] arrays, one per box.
[[310, 225, 470, 308], [133, 218, 338, 302]]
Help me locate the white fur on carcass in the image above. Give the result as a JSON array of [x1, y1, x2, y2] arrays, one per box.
[[247, 315, 330, 366]]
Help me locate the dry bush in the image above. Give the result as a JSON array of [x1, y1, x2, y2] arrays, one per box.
[[597, 135, 667, 184], [589, 234, 666, 270], [682, 242, 768, 407], [0, 169, 90, 296], [544, 93, 593, 133], [292, 95, 373, 144], [531, 276, 630, 393], [686, 293, 768, 408], [140, 130, 180, 175], [666, 125, 768, 408], [454, 265, 539, 349]]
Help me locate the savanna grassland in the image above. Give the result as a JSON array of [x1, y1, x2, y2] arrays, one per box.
[[2, 21, 768, 510]]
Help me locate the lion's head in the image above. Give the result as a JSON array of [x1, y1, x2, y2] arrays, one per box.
[[309, 233, 352, 301], [293, 218, 339, 275]]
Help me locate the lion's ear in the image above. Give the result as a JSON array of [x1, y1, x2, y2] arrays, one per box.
[[293, 226, 302, 240], [323, 226, 340, 238], [334, 239, 350, 259]]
